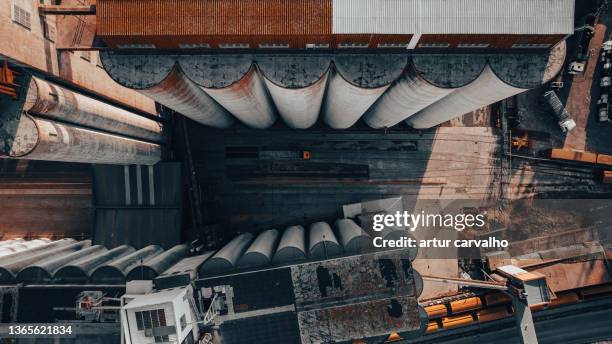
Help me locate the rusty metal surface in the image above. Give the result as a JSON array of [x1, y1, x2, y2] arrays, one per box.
[[10, 115, 161, 165], [97, 0, 332, 36], [258, 56, 330, 128], [25, 77, 163, 142], [361, 54, 490, 128], [291, 249, 418, 307], [145, 67, 235, 128], [406, 65, 525, 129], [531, 260, 612, 293], [96, 0, 570, 50], [201, 67, 277, 128], [297, 295, 420, 343]]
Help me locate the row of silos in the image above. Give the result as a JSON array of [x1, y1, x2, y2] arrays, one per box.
[[3, 76, 163, 166], [1, 219, 417, 284], [197, 218, 417, 277], [101, 45, 564, 131], [0, 239, 192, 285]]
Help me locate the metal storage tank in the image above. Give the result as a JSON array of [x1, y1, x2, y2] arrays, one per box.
[[126, 244, 188, 281], [0, 238, 25, 247], [0, 239, 87, 283], [100, 52, 235, 128], [54, 245, 135, 283], [407, 43, 566, 129], [154, 251, 215, 290], [322, 55, 406, 129], [16, 245, 107, 284], [0, 239, 48, 258], [334, 219, 373, 254], [364, 55, 486, 128], [24, 77, 163, 143], [199, 233, 254, 276], [308, 222, 342, 258], [273, 225, 307, 264], [180, 55, 277, 129], [0, 238, 74, 261], [91, 245, 163, 284], [237, 229, 280, 268], [257, 56, 331, 128], [8, 115, 162, 166]]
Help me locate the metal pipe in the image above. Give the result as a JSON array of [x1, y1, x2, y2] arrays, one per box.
[[257, 56, 331, 129], [180, 55, 276, 129], [24, 77, 163, 142], [323, 55, 406, 129], [364, 55, 486, 128], [8, 115, 161, 165]]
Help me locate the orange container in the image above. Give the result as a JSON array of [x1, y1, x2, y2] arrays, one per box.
[[597, 154, 612, 166], [425, 304, 448, 319], [449, 297, 483, 314], [426, 321, 439, 334], [442, 314, 474, 329]]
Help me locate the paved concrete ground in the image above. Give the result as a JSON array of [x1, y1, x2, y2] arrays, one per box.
[[564, 23, 607, 151]]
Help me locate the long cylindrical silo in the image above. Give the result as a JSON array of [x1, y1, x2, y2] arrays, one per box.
[[199, 233, 254, 276], [308, 222, 342, 258], [0, 239, 87, 283], [17, 245, 107, 284], [126, 244, 188, 281], [100, 52, 235, 128], [322, 55, 407, 129], [24, 77, 163, 143], [0, 239, 48, 258], [91, 245, 163, 284], [237, 229, 280, 268], [0, 239, 74, 263], [334, 219, 373, 254], [8, 115, 161, 165], [180, 55, 277, 128], [407, 43, 566, 129], [257, 56, 331, 128], [54, 245, 135, 283], [273, 225, 307, 264], [364, 55, 486, 128], [0, 238, 25, 247]]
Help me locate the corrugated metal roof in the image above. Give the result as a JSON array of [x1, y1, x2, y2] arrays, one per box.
[[97, 0, 332, 36], [333, 0, 575, 35]]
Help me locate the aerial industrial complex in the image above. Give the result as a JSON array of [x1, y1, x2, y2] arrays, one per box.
[[1, 0, 612, 343]]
